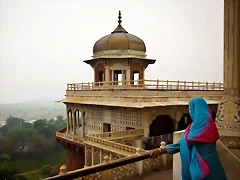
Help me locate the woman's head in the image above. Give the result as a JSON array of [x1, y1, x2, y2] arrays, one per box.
[[189, 97, 210, 122]]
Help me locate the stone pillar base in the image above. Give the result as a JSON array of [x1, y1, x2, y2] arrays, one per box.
[[216, 96, 240, 148], [216, 96, 240, 123]]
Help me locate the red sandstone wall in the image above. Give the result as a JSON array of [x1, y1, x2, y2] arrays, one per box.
[[94, 63, 105, 84], [130, 63, 143, 83], [66, 150, 85, 171]]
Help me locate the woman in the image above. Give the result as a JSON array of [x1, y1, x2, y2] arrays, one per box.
[[150, 97, 226, 180]]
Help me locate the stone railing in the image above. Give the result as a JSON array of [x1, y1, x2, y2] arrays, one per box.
[[90, 129, 144, 139], [45, 142, 172, 180], [84, 136, 139, 155], [56, 132, 84, 144], [67, 79, 223, 91]]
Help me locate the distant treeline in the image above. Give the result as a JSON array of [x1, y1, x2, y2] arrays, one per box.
[[0, 101, 66, 121]]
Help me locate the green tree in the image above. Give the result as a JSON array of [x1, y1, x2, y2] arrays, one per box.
[[54, 118, 67, 130], [18, 129, 34, 149], [56, 115, 64, 121], [0, 153, 11, 164], [0, 134, 19, 156], [33, 119, 47, 131], [39, 126, 54, 137], [31, 134, 55, 161], [0, 153, 19, 180], [0, 117, 32, 136]]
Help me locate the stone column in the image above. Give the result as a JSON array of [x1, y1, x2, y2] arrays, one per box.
[[126, 66, 131, 85], [135, 148, 143, 175], [100, 149, 102, 163], [59, 165, 67, 175], [134, 139, 143, 148], [174, 121, 178, 131], [92, 147, 94, 166], [216, 0, 240, 147], [102, 155, 111, 180], [142, 110, 151, 137], [142, 68, 145, 80], [105, 66, 110, 85], [93, 68, 96, 83], [73, 111, 76, 135], [66, 109, 70, 133], [160, 141, 167, 166], [81, 111, 85, 137], [76, 110, 80, 135], [84, 146, 87, 167], [70, 111, 73, 133]]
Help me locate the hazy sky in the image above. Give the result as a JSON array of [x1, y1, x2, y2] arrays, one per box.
[[0, 0, 224, 104]]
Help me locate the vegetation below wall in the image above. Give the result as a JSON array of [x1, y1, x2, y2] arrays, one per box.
[[0, 116, 67, 180]]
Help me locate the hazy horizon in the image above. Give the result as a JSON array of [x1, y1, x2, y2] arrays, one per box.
[[0, 0, 224, 104]]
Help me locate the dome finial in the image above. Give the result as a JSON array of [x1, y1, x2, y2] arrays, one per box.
[[118, 10, 122, 25]]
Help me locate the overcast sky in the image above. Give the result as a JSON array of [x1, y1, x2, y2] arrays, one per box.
[[0, 0, 224, 104]]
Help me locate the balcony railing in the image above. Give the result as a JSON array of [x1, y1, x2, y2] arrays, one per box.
[[90, 129, 144, 139], [67, 79, 223, 91], [45, 141, 172, 180], [56, 132, 85, 144], [45, 151, 151, 180]]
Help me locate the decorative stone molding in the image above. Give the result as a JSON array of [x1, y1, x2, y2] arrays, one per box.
[[216, 96, 240, 123], [92, 49, 146, 59], [224, 88, 240, 96], [216, 122, 240, 131]]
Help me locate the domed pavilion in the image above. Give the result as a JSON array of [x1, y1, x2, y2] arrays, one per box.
[[84, 11, 156, 85]]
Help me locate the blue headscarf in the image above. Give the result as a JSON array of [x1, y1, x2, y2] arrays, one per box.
[[180, 97, 219, 180]]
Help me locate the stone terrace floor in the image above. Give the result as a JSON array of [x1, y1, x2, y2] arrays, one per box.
[[128, 169, 173, 180], [229, 148, 240, 159], [129, 148, 240, 180]]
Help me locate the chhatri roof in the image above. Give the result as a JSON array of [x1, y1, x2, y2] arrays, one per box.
[[93, 11, 146, 54]]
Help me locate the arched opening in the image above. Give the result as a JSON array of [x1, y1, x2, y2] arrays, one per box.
[[149, 115, 174, 137], [177, 113, 192, 131]]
